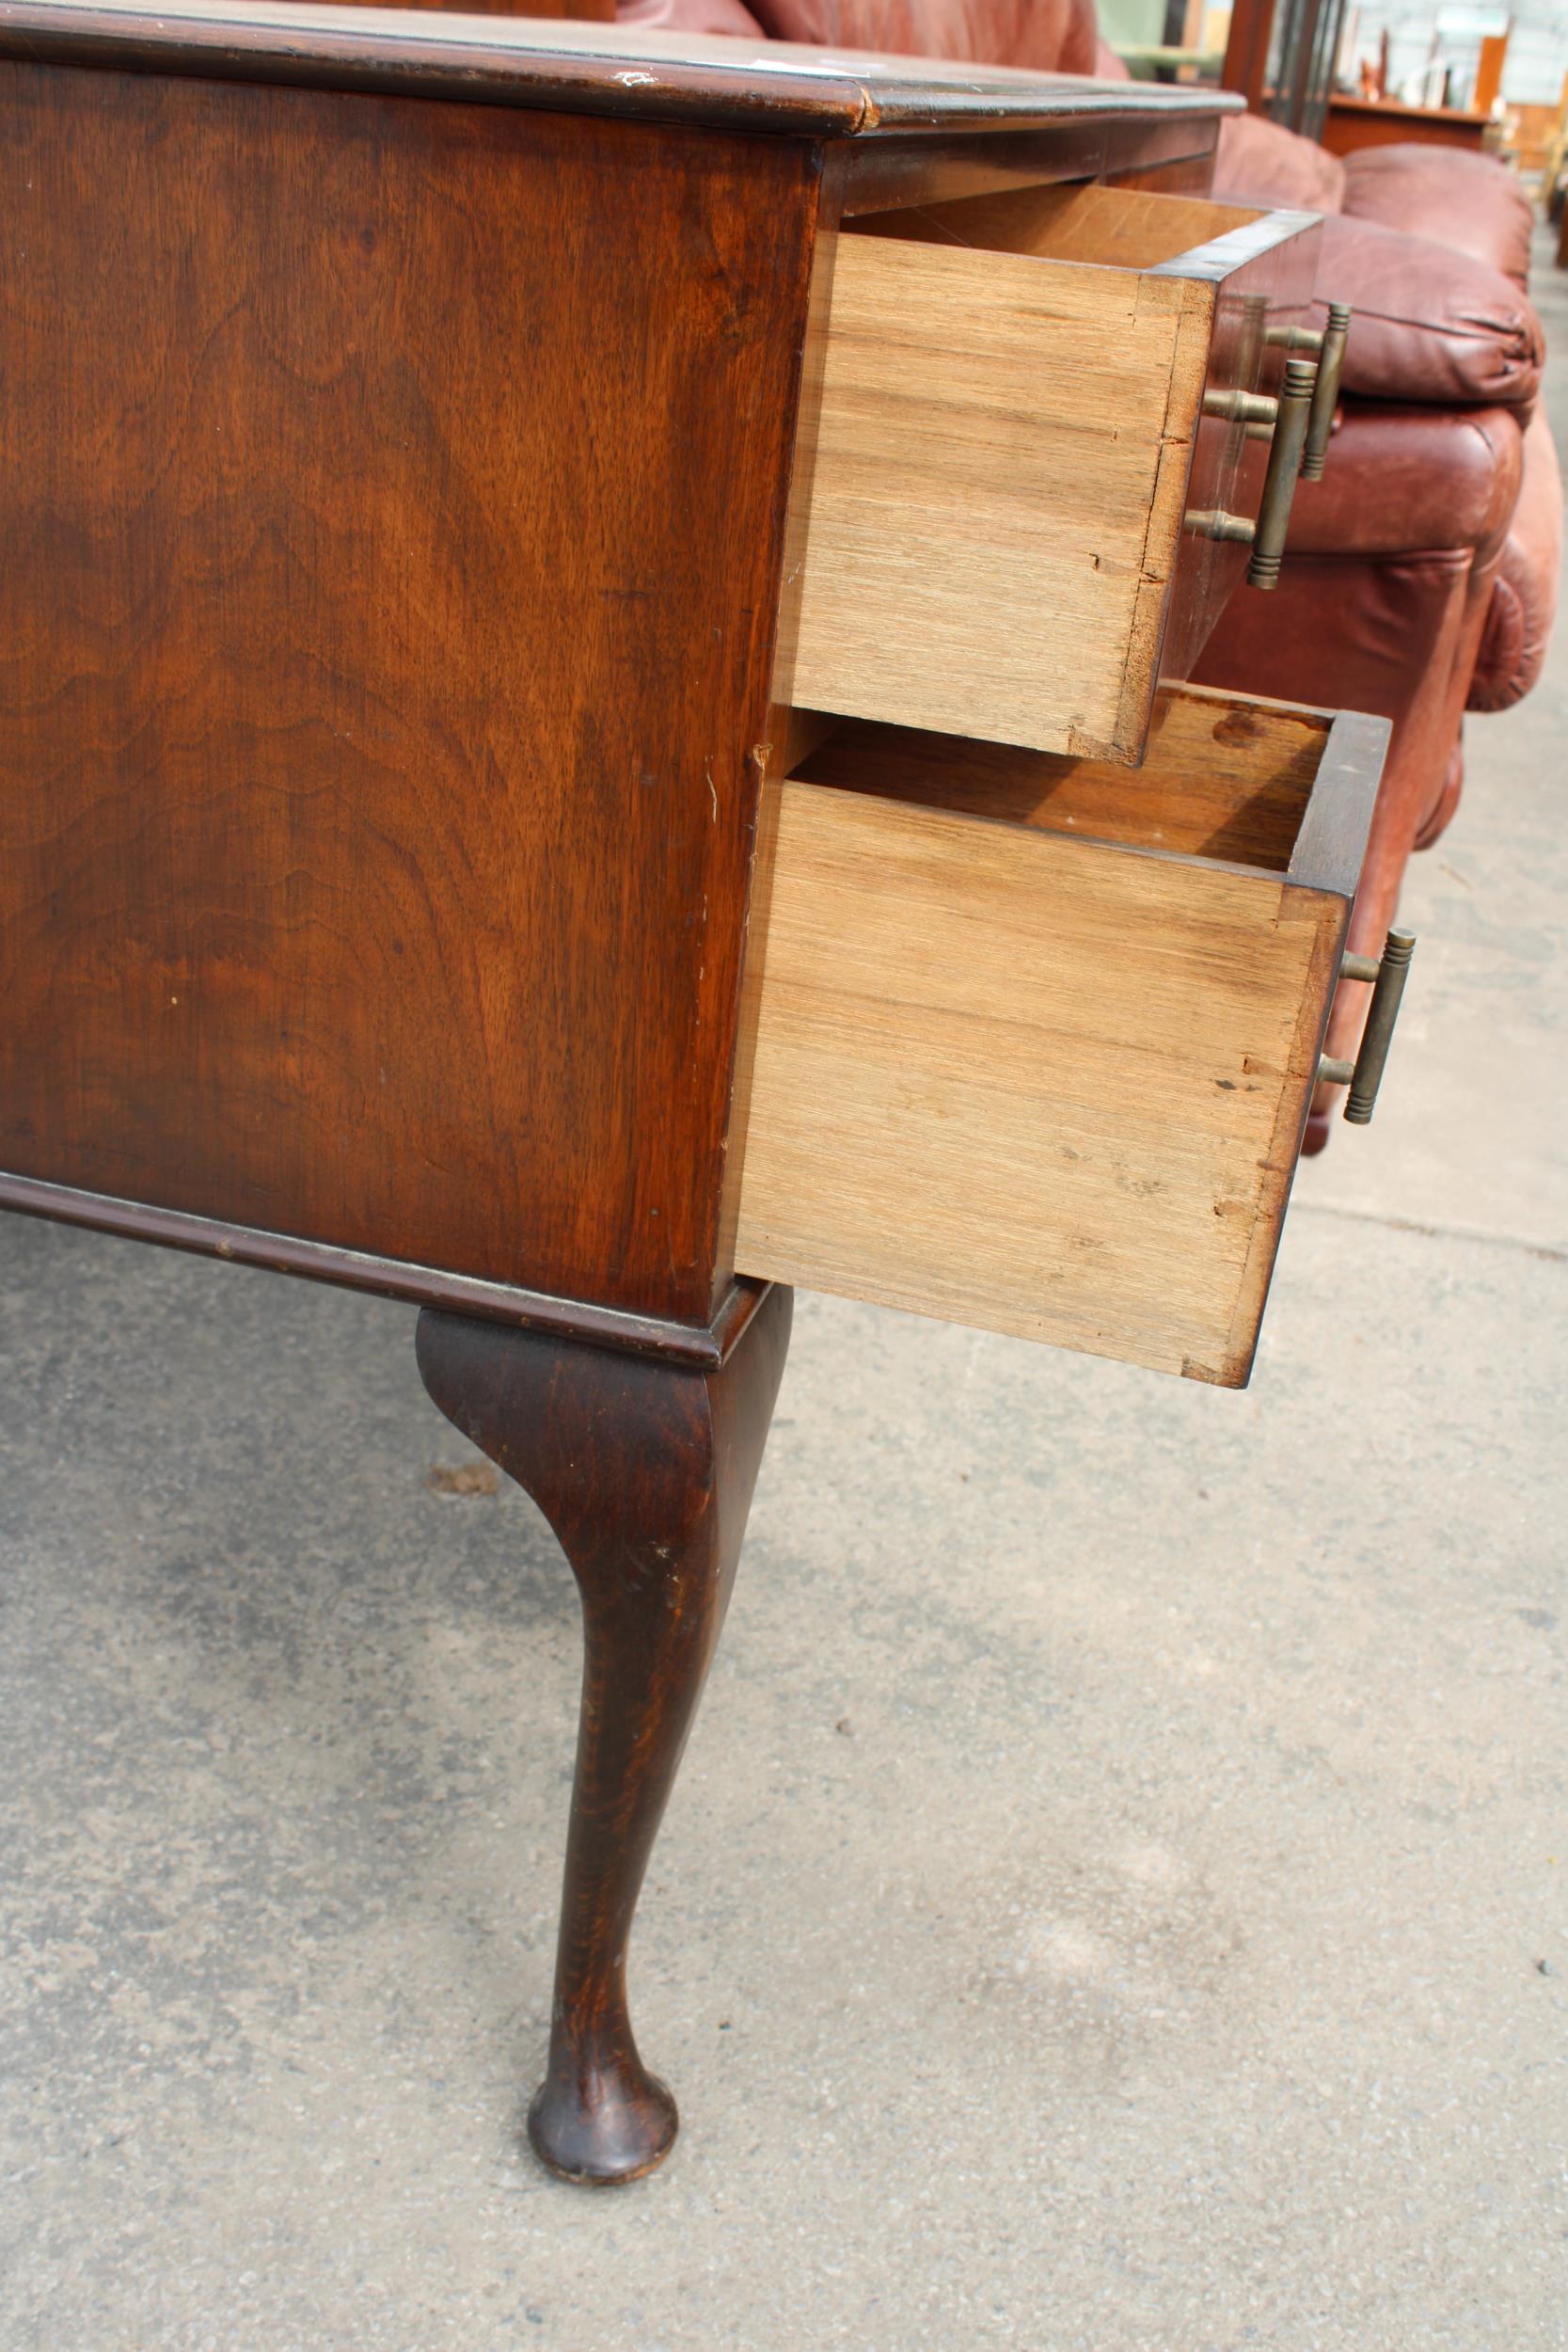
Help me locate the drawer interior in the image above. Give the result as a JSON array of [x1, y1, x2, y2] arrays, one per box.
[[790, 689, 1330, 875], [850, 180, 1268, 272], [732, 688, 1381, 1384]]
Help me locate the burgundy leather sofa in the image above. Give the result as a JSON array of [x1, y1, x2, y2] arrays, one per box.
[[1194, 106, 1560, 1142], [627, 0, 1560, 1151]]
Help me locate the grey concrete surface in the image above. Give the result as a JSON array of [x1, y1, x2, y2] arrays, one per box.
[[3, 249, 1566, 2352]]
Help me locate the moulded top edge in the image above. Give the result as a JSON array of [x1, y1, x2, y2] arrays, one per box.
[[0, 0, 1246, 138]]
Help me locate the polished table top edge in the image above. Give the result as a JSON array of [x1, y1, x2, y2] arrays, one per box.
[[0, 0, 1243, 135]]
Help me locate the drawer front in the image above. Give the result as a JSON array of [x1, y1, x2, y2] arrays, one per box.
[[788, 186, 1320, 766], [733, 689, 1387, 1384]]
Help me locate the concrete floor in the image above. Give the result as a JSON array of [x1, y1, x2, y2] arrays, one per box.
[[3, 259, 1565, 2352]]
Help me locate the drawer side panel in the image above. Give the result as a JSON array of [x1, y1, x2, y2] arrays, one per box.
[[733, 779, 1338, 1379], [791, 234, 1188, 755]]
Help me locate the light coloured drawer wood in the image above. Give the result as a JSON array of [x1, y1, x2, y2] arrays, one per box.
[[788, 183, 1321, 764], [733, 688, 1387, 1385]]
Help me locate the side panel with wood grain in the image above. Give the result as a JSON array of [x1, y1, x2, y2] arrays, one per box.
[[0, 63, 818, 1325]]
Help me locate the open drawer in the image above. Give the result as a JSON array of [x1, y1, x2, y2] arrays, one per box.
[[788, 183, 1323, 765], [732, 687, 1389, 1385]]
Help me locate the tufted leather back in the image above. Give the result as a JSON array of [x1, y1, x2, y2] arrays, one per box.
[[617, 0, 1100, 72]]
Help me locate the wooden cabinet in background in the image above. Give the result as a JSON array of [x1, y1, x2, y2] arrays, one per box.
[[1321, 93, 1492, 156]]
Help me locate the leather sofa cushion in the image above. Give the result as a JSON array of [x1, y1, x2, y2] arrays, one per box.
[[1193, 546, 1470, 751], [1310, 213, 1544, 410], [1215, 110, 1348, 213], [1283, 404, 1523, 559], [1469, 405, 1563, 711], [1341, 146, 1533, 291]]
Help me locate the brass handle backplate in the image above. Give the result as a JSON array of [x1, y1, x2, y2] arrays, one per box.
[[1184, 507, 1255, 544], [1202, 388, 1278, 428], [1319, 929, 1417, 1123]]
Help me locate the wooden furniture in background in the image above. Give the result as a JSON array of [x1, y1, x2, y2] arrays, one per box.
[[0, 0, 1386, 2185], [1221, 0, 1350, 138], [1473, 28, 1508, 119], [1321, 92, 1492, 157], [1221, 0, 1275, 111], [1228, 0, 1501, 158], [1505, 98, 1564, 179], [1541, 68, 1568, 244]]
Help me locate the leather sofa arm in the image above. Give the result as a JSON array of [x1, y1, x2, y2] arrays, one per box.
[[1212, 110, 1533, 294], [1214, 112, 1544, 411], [1306, 214, 1544, 411], [1468, 405, 1564, 712]]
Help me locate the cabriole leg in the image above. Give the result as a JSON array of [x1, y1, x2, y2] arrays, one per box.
[[416, 1285, 792, 2185]]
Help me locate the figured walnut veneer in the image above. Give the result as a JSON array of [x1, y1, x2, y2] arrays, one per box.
[[0, 60, 816, 1328]]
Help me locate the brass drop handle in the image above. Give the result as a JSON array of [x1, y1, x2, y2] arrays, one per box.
[[1185, 331, 1338, 563], [1244, 356, 1315, 590], [1302, 302, 1351, 480], [1318, 929, 1417, 1123]]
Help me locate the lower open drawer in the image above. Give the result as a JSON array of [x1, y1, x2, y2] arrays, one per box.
[[732, 687, 1387, 1384]]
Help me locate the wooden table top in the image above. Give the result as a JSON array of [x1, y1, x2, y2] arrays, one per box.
[[0, 0, 1243, 135]]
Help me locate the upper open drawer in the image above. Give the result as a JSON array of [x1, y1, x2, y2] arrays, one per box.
[[787, 183, 1323, 766]]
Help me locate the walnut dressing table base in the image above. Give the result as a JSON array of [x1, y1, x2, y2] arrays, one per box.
[[0, 3, 1388, 2185]]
